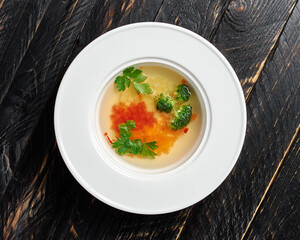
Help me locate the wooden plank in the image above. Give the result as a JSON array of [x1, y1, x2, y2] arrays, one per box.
[[211, 0, 297, 98], [0, 0, 98, 197], [177, 2, 300, 239], [243, 131, 300, 240], [242, 4, 300, 239]]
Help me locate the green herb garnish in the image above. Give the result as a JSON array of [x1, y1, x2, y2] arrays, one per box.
[[114, 67, 152, 95], [112, 120, 158, 158], [141, 141, 159, 159]]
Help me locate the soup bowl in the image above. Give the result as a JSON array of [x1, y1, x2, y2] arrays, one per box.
[[54, 22, 246, 214]]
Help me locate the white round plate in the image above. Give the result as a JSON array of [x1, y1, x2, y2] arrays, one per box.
[[54, 22, 246, 214]]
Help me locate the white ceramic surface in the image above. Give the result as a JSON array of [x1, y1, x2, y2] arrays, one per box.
[[54, 22, 247, 214]]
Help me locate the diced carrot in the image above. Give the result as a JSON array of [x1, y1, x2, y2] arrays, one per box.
[[110, 102, 186, 155]]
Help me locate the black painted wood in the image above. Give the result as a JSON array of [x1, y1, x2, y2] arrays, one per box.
[[244, 134, 300, 239], [0, 0, 98, 197], [0, 0, 299, 239], [212, 0, 298, 98], [154, 0, 231, 40], [0, 0, 51, 100], [243, 4, 300, 239], [0, 0, 32, 69]]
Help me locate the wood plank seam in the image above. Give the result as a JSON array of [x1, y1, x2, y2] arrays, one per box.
[[153, 0, 166, 21], [240, 124, 300, 240], [208, 0, 232, 41], [245, 0, 298, 102], [174, 206, 194, 240], [0, 0, 5, 10]]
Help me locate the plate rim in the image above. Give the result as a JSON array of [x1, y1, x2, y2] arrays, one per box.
[[54, 22, 247, 214]]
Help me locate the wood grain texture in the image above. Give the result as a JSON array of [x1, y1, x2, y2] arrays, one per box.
[[0, 0, 31, 69], [177, 1, 300, 239], [0, 0, 98, 197], [242, 4, 300, 239], [0, 0, 51, 102], [243, 133, 300, 240], [0, 96, 57, 240], [212, 0, 297, 99], [67, 0, 164, 67], [154, 0, 231, 40], [0, 0, 52, 195]]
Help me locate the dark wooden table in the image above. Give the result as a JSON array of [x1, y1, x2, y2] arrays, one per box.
[[0, 0, 299, 239]]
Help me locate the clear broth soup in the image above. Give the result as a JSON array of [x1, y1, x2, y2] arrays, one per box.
[[98, 64, 203, 171]]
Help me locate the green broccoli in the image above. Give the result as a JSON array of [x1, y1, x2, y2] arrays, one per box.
[[174, 84, 191, 102], [155, 93, 175, 113], [170, 105, 192, 130]]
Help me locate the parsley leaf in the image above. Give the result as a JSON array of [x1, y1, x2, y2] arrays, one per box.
[[118, 120, 135, 139], [123, 67, 134, 75], [132, 82, 152, 95], [134, 74, 147, 83], [114, 76, 126, 91], [114, 67, 152, 95], [127, 69, 142, 78], [112, 137, 126, 148], [146, 141, 159, 150], [116, 145, 130, 155], [128, 139, 143, 155], [125, 120, 136, 130], [111, 121, 158, 158], [141, 143, 157, 159]]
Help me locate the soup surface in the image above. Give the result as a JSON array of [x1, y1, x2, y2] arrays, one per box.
[[99, 65, 202, 170]]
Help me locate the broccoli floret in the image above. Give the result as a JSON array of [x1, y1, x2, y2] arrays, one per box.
[[155, 93, 175, 113], [174, 84, 191, 102], [170, 105, 192, 130]]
